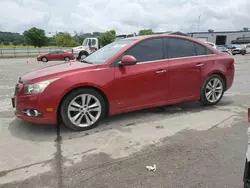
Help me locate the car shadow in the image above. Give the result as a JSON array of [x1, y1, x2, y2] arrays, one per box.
[[8, 96, 234, 142]]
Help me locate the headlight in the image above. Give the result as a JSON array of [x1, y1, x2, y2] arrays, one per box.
[[24, 78, 58, 94]]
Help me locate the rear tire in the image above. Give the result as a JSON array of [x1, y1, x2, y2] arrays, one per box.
[[60, 88, 106, 131], [64, 56, 70, 62], [200, 74, 225, 105], [42, 57, 48, 62]]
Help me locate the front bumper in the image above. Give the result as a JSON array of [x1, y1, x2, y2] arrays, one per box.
[[12, 84, 57, 125]]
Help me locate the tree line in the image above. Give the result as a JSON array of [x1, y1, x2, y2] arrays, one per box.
[[0, 27, 157, 48]]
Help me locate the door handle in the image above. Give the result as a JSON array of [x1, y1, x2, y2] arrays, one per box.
[[156, 70, 167, 74], [196, 63, 204, 67]]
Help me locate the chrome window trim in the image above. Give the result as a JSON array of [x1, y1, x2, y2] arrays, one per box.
[[119, 54, 216, 65]]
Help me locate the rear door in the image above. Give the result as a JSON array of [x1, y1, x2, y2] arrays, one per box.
[[49, 51, 60, 60], [112, 37, 169, 109], [164, 37, 205, 101], [58, 51, 66, 60]]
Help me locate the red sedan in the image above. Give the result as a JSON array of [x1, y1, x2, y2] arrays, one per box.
[[12, 34, 235, 131], [37, 50, 74, 62]]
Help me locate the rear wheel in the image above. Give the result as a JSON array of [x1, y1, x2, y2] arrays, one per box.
[[242, 51, 246, 55], [60, 88, 106, 131], [64, 56, 70, 62], [42, 57, 48, 62], [200, 74, 225, 105]]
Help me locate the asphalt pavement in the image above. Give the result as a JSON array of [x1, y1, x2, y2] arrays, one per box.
[[0, 56, 250, 188]]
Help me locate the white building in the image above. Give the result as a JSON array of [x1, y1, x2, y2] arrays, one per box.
[[188, 30, 250, 45]]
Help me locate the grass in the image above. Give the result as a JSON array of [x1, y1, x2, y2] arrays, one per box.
[[0, 45, 71, 49]]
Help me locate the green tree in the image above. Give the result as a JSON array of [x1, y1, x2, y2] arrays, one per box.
[[23, 27, 48, 47], [138, 29, 154, 36], [55, 32, 78, 47], [13, 40, 21, 46], [99, 30, 116, 47]]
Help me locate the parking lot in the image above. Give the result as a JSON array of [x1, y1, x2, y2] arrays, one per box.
[[0, 55, 250, 188]]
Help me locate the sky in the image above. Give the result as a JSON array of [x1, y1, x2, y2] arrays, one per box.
[[0, 0, 250, 35]]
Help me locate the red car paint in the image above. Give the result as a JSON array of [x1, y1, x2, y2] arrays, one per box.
[[37, 50, 74, 62], [13, 34, 235, 125]]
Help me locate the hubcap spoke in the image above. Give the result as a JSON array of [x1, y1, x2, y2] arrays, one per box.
[[69, 105, 81, 112], [71, 112, 82, 123], [75, 113, 84, 126], [212, 92, 216, 102], [215, 86, 222, 92], [88, 102, 101, 111], [85, 114, 91, 125], [87, 112, 96, 123], [206, 82, 213, 90], [81, 95, 87, 106], [213, 78, 219, 88], [206, 90, 213, 98]]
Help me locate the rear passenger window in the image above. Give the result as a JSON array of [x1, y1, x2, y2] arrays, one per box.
[[206, 48, 213, 55], [167, 38, 195, 58], [194, 43, 206, 55]]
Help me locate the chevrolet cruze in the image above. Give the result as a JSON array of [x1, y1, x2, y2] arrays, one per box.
[[11, 34, 235, 131]]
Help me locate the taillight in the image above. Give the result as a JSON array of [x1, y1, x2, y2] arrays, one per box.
[[248, 108, 250, 123]]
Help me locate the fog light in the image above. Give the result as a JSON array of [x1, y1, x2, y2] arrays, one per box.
[[23, 109, 43, 117]]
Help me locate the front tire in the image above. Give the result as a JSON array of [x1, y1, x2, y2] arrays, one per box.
[[200, 74, 225, 105], [60, 88, 106, 131]]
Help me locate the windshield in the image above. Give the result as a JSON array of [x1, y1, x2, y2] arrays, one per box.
[[82, 39, 88, 46], [81, 39, 135, 64]]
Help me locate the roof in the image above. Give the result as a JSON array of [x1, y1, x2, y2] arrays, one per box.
[[190, 30, 250, 34], [121, 33, 191, 41]]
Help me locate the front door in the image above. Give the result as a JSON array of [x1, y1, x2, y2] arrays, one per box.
[[111, 37, 169, 110], [164, 37, 203, 101]]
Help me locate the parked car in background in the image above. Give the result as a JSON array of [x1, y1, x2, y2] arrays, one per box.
[[37, 50, 74, 62], [227, 44, 246, 55], [12, 34, 235, 131], [115, 33, 136, 41], [243, 108, 250, 188], [205, 42, 217, 49], [216, 46, 232, 55]]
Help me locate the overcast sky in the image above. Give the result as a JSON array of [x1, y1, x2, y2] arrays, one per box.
[[1, 0, 250, 35]]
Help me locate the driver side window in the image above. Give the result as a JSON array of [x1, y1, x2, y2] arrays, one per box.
[[125, 38, 164, 63]]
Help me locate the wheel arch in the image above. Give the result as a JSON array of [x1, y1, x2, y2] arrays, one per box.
[[207, 71, 227, 91], [57, 85, 110, 123], [79, 50, 89, 57]]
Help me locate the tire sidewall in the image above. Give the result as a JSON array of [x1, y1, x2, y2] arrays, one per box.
[[60, 88, 106, 131], [200, 74, 225, 105]]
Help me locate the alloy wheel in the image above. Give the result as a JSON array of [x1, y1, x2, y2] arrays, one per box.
[[67, 94, 102, 127], [205, 78, 223, 103]]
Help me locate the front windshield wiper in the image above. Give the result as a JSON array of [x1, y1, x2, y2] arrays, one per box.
[[80, 60, 93, 64]]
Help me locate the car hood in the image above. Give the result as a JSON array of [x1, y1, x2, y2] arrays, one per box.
[[20, 61, 97, 84]]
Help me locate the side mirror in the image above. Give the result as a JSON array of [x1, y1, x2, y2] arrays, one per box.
[[119, 55, 137, 66], [248, 108, 250, 123]]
